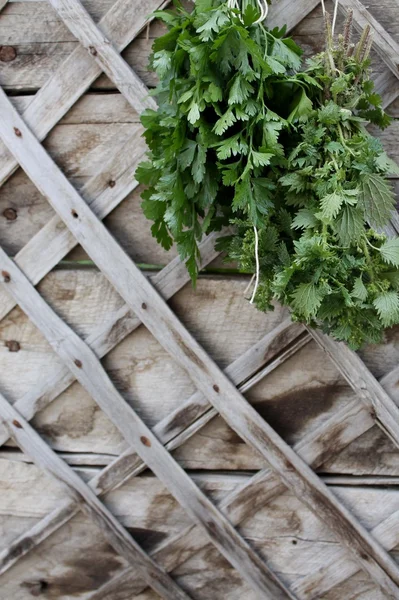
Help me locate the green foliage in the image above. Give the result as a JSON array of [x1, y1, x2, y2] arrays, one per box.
[[136, 0, 306, 283], [137, 2, 399, 348]]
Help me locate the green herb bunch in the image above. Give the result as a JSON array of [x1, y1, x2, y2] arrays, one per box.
[[138, 2, 399, 349], [222, 10, 399, 349], [136, 0, 314, 281]]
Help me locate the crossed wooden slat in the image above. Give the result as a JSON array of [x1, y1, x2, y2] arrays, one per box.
[[1, 0, 399, 598]]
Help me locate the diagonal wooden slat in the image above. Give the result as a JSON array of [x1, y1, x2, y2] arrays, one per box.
[[0, 0, 7, 11], [0, 252, 295, 600], [0, 230, 224, 448], [0, 129, 145, 322], [339, 0, 399, 81], [307, 329, 399, 448], [1, 87, 399, 598], [0, 320, 308, 575], [47, 0, 157, 113], [0, 0, 320, 189], [0, 395, 192, 600], [0, 0, 165, 187]]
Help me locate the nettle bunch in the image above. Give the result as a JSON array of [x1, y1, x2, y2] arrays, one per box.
[[136, 0, 314, 280], [226, 10, 399, 348], [137, 1, 399, 349]]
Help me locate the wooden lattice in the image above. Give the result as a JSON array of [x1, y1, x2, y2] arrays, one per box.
[[0, 0, 399, 598]]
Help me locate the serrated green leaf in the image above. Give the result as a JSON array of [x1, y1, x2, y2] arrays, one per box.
[[359, 173, 396, 228], [334, 206, 364, 246], [373, 291, 399, 326], [213, 109, 237, 135], [380, 238, 399, 267], [320, 191, 344, 220], [188, 101, 201, 124], [292, 208, 318, 230], [352, 277, 368, 301], [375, 152, 399, 175], [251, 151, 274, 168], [291, 283, 324, 319]]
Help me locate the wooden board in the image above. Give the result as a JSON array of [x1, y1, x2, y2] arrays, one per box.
[[0, 459, 398, 599], [0, 269, 399, 477]]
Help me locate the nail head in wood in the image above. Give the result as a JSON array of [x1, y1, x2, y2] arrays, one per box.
[[213, 384, 220, 393], [13, 127, 22, 137], [108, 179, 116, 188], [71, 209, 79, 218], [74, 359, 83, 369], [3, 208, 17, 221], [140, 436, 151, 447], [5, 340, 20, 353], [0, 46, 17, 62], [141, 303, 147, 310], [12, 420, 22, 429], [1, 271, 10, 283], [89, 46, 97, 56]]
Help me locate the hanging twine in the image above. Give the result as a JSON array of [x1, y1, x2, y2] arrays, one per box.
[[227, 0, 269, 24]]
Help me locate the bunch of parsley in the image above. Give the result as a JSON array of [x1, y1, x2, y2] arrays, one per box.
[[224, 11, 399, 348], [136, 0, 314, 281]]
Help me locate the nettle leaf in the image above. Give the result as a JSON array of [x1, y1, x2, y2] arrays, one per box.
[[375, 152, 399, 175], [292, 208, 318, 230], [352, 277, 368, 301], [291, 283, 324, 319], [334, 206, 364, 246], [373, 291, 399, 326], [380, 238, 399, 267], [320, 191, 344, 220], [359, 173, 396, 228]]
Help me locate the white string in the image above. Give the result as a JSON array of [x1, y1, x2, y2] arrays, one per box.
[[250, 227, 260, 304], [227, 0, 269, 24], [320, 0, 326, 17], [332, 0, 339, 36]]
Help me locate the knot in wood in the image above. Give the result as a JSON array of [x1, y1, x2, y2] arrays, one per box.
[[0, 46, 17, 62], [3, 208, 17, 221], [140, 436, 151, 447], [1, 271, 10, 283], [5, 340, 20, 353]]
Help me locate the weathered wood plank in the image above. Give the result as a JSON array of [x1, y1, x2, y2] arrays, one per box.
[[2, 462, 399, 600], [0, 319, 307, 576], [1, 86, 399, 597], [0, 0, 165, 188], [48, 0, 157, 113], [0, 263, 294, 598], [0, 400, 192, 600]]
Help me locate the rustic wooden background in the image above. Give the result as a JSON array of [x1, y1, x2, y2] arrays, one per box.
[[1, 0, 399, 598]]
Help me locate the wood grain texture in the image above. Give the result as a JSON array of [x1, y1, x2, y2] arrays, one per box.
[[0, 259, 295, 599], [0, 397, 192, 600], [0, 319, 306, 576], [0, 0, 165, 188], [48, 0, 157, 113], [0, 89, 398, 599]]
